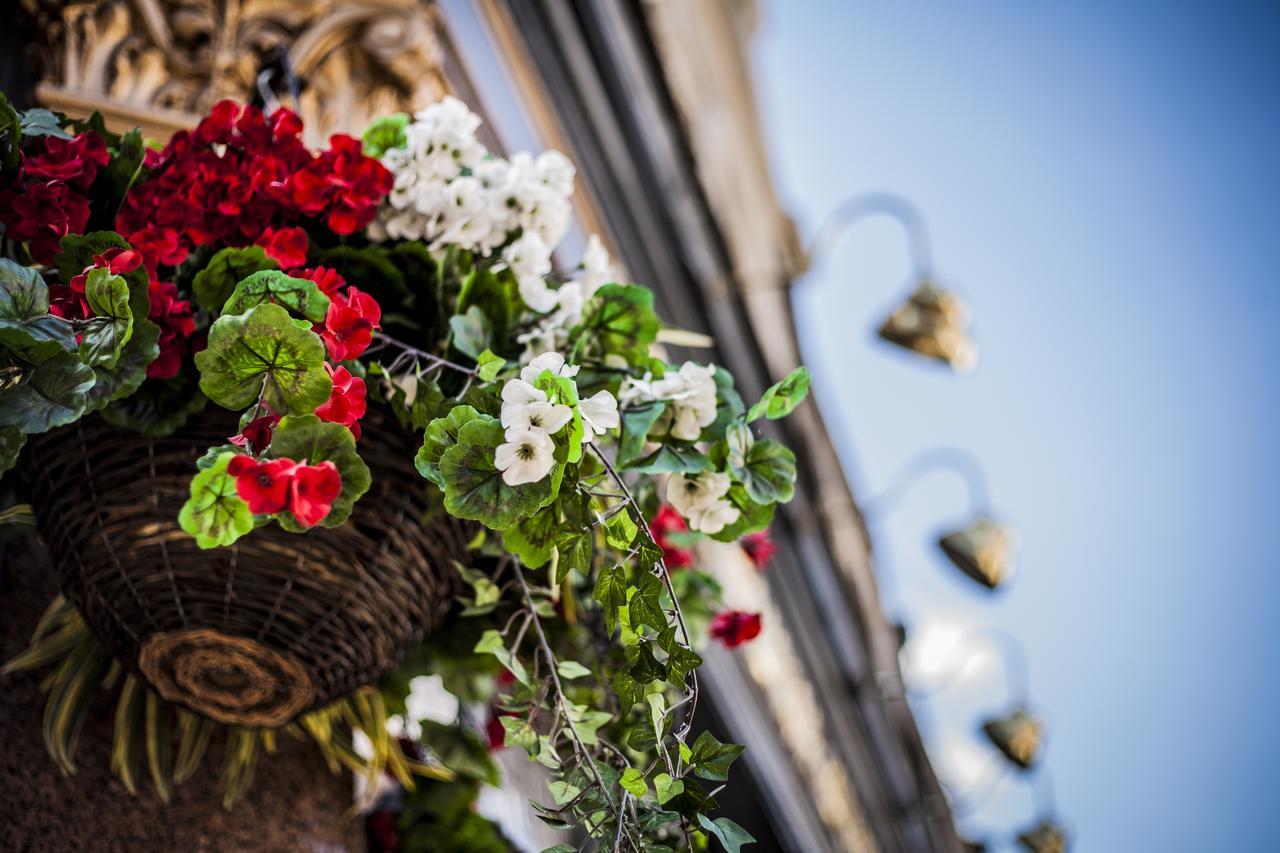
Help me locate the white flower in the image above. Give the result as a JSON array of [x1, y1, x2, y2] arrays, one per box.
[[503, 400, 573, 437], [576, 234, 615, 297], [579, 390, 619, 442], [521, 351, 579, 384], [495, 429, 556, 485], [500, 377, 547, 425], [620, 361, 718, 441], [666, 471, 739, 534]]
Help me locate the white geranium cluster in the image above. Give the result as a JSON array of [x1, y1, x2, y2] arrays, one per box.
[[368, 96, 576, 313], [619, 361, 719, 442], [517, 234, 616, 359], [666, 471, 740, 534], [495, 352, 619, 486]]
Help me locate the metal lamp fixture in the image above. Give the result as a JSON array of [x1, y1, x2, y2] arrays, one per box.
[[801, 191, 978, 370], [982, 707, 1044, 770], [1017, 819, 1069, 853]]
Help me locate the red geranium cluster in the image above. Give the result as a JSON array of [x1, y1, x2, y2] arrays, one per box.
[[739, 529, 776, 570], [226, 455, 341, 528], [0, 131, 107, 263], [710, 610, 763, 648], [650, 505, 695, 568], [315, 364, 367, 438], [116, 101, 391, 275], [48, 247, 142, 322]]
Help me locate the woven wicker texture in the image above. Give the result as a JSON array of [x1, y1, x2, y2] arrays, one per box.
[[25, 404, 468, 726]]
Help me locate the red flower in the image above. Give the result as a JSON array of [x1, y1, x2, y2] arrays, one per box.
[[23, 131, 108, 191], [289, 265, 346, 297], [289, 461, 341, 527], [289, 134, 392, 235], [651, 505, 695, 568], [1, 180, 91, 264], [146, 280, 196, 379], [255, 225, 309, 269], [322, 286, 380, 362], [315, 364, 367, 438], [227, 456, 296, 514], [739, 529, 777, 570], [52, 247, 146, 323], [128, 225, 187, 273], [228, 411, 281, 453], [709, 611, 762, 648]]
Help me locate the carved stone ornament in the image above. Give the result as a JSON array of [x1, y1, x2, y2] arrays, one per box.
[[24, 0, 448, 144]]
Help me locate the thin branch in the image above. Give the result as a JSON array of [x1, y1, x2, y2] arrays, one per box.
[[373, 331, 479, 377]]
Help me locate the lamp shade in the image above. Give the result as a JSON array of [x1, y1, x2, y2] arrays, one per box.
[[938, 516, 1016, 589], [877, 281, 977, 370], [982, 707, 1043, 769], [1017, 819, 1069, 853]]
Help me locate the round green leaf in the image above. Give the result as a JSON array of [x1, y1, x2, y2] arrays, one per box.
[[708, 484, 775, 543], [569, 283, 661, 363], [502, 503, 559, 568], [178, 451, 253, 549], [195, 302, 331, 415], [438, 417, 556, 530], [415, 404, 482, 488], [730, 438, 796, 505], [0, 351, 95, 433], [267, 414, 372, 530], [192, 246, 278, 314], [0, 258, 74, 363], [221, 270, 331, 324]]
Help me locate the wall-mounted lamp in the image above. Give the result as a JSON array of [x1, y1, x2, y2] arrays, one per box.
[[1017, 819, 1069, 853], [863, 447, 1018, 590], [802, 192, 977, 370], [982, 707, 1044, 770]]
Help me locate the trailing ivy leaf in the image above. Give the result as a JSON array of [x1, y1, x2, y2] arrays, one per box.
[[362, 112, 409, 157], [101, 371, 208, 438], [689, 730, 745, 782], [0, 426, 25, 475], [605, 511, 637, 549], [78, 268, 133, 368], [19, 108, 70, 139], [267, 414, 371, 529], [637, 807, 682, 833], [221, 270, 331, 324], [498, 716, 539, 754], [547, 779, 580, 806], [476, 348, 505, 382], [592, 565, 628, 610], [746, 366, 810, 422], [618, 402, 667, 467], [664, 643, 703, 687], [555, 527, 593, 583], [556, 660, 591, 680], [629, 642, 666, 683], [0, 351, 95, 433], [438, 417, 556, 530], [502, 503, 559, 568], [417, 719, 500, 786], [611, 669, 645, 709], [697, 815, 756, 853], [177, 451, 253, 549], [192, 247, 278, 314], [708, 485, 775, 543], [619, 767, 648, 797], [627, 572, 666, 632], [415, 405, 482, 488], [730, 438, 796, 505], [196, 302, 331, 415], [449, 305, 490, 360], [570, 283, 661, 362], [654, 773, 683, 805], [474, 629, 529, 687], [0, 258, 74, 363]]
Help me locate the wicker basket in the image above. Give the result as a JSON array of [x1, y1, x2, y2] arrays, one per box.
[[24, 404, 469, 728]]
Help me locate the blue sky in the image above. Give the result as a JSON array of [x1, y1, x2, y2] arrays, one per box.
[[754, 2, 1280, 849]]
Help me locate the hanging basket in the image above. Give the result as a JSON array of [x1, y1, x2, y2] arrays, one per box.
[[23, 404, 469, 728]]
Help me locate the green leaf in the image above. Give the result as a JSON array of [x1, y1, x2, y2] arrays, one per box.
[[708, 485, 775, 543], [611, 669, 645, 709], [83, 320, 160, 413], [646, 693, 666, 743], [571, 283, 661, 362], [196, 302, 331, 415], [503, 504, 559, 569], [415, 405, 482, 488], [547, 779, 580, 806], [730, 438, 796, 505], [535, 371, 584, 464], [626, 442, 714, 475], [78, 268, 133, 368], [605, 511, 637, 549], [473, 629, 529, 687], [689, 730, 745, 782], [697, 815, 756, 853], [19, 108, 69, 139], [664, 643, 703, 686], [629, 642, 667, 683], [654, 773, 683, 805], [499, 716, 538, 754], [0, 351, 95, 433], [592, 565, 628, 610], [438, 417, 556, 530], [0, 93, 20, 170], [618, 402, 667, 467], [627, 572, 666, 631], [221, 270, 331, 324], [705, 366, 746, 441], [192, 247, 278, 314], [91, 129, 146, 229], [555, 527, 593, 583], [177, 452, 253, 549], [0, 426, 25, 475], [619, 767, 648, 797], [476, 348, 505, 382], [267, 415, 371, 529], [362, 112, 409, 157], [101, 370, 208, 438], [0, 259, 74, 363], [556, 660, 591, 681], [541, 845, 577, 853], [449, 305, 490, 360], [456, 266, 513, 355], [746, 366, 810, 422]]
